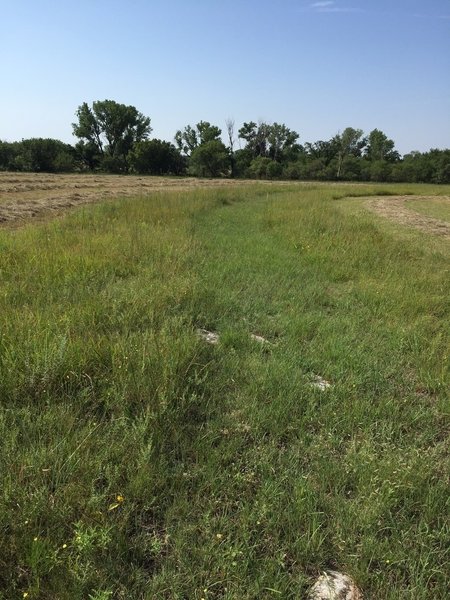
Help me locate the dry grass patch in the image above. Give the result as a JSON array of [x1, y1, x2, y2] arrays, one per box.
[[405, 196, 450, 223], [364, 195, 450, 238], [0, 172, 265, 225]]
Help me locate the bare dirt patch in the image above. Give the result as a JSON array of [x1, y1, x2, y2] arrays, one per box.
[[364, 195, 450, 238], [0, 173, 255, 226]]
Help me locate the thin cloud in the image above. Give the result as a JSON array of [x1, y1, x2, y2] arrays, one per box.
[[311, 1, 334, 7], [308, 1, 363, 14], [303, 3, 447, 19], [413, 12, 450, 20], [318, 7, 362, 12]]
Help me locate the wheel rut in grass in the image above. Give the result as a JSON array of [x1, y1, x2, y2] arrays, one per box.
[[364, 195, 450, 238]]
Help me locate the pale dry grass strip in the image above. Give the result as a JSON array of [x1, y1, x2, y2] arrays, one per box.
[[0, 173, 261, 225], [364, 195, 450, 238]]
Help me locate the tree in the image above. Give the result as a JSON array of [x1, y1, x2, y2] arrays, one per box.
[[129, 139, 185, 175], [302, 157, 331, 180], [266, 160, 283, 179], [233, 148, 253, 177], [267, 122, 299, 161], [337, 154, 362, 180], [9, 138, 75, 172], [0, 141, 19, 170], [238, 121, 269, 158], [365, 129, 399, 162], [189, 140, 229, 177], [174, 125, 198, 156], [196, 121, 222, 145], [333, 127, 366, 178], [225, 118, 236, 177], [368, 160, 392, 182], [429, 149, 450, 183], [247, 156, 273, 179], [175, 121, 222, 156], [75, 140, 101, 171], [174, 121, 226, 177], [72, 100, 152, 171], [238, 121, 299, 162], [394, 150, 448, 183], [304, 139, 340, 165]]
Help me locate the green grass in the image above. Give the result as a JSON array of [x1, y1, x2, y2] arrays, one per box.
[[1, 183, 449, 599], [405, 197, 450, 222]]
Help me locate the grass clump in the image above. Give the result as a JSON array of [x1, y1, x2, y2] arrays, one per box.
[[1, 183, 449, 598]]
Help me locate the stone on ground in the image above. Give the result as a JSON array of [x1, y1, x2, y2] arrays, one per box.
[[197, 329, 220, 344], [308, 571, 362, 600], [250, 333, 270, 344], [310, 374, 332, 391]]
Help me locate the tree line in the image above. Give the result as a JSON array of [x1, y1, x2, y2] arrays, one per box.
[[1, 99, 449, 183]]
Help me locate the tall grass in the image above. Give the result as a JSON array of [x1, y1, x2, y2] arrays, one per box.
[[1, 183, 449, 599]]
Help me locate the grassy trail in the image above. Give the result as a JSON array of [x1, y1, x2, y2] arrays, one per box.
[[0, 184, 449, 599]]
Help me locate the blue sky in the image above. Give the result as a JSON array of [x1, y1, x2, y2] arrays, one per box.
[[1, 0, 449, 154]]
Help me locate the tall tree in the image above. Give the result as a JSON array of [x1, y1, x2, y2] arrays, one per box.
[[238, 121, 299, 161], [174, 125, 198, 156], [196, 121, 222, 144], [72, 100, 152, 171], [238, 121, 269, 158], [175, 121, 222, 156], [72, 103, 104, 155], [267, 122, 299, 161], [304, 139, 340, 165], [365, 129, 399, 162], [225, 118, 236, 177], [334, 127, 366, 178]]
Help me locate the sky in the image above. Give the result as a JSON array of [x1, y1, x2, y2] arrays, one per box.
[[1, 0, 449, 155]]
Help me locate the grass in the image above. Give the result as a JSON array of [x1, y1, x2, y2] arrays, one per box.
[[405, 197, 450, 222], [1, 183, 449, 599]]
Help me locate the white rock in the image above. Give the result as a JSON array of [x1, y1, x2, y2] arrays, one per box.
[[310, 374, 332, 391], [308, 571, 362, 600], [250, 333, 270, 344], [197, 329, 220, 344]]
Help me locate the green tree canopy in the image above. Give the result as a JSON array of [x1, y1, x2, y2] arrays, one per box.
[[189, 140, 229, 177], [267, 122, 300, 161], [129, 139, 185, 175], [1, 138, 75, 172], [365, 129, 399, 162], [333, 127, 366, 178], [72, 100, 152, 171], [238, 121, 299, 162], [304, 139, 340, 165], [175, 121, 222, 156], [238, 122, 269, 158]]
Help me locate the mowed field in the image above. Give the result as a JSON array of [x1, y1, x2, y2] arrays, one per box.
[[0, 172, 257, 225], [0, 175, 449, 599], [2, 172, 449, 236]]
